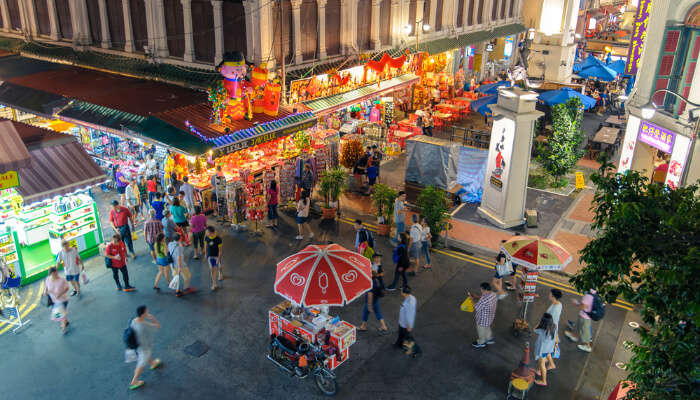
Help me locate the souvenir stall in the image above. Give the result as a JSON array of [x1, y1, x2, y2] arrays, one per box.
[[269, 244, 371, 396], [0, 122, 107, 285]]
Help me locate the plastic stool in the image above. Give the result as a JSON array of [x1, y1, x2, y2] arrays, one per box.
[[507, 378, 531, 399]]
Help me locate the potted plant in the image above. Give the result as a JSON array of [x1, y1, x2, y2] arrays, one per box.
[[318, 167, 346, 219], [416, 185, 451, 246], [371, 184, 398, 236]]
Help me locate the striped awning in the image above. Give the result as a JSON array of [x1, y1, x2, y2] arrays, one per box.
[[17, 138, 107, 204], [0, 120, 32, 171]]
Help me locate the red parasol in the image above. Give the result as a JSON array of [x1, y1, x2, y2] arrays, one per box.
[[275, 244, 372, 307], [501, 236, 572, 271], [607, 381, 634, 400]]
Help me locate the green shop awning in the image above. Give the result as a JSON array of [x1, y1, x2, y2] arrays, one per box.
[[303, 73, 420, 115], [56, 100, 146, 136], [137, 117, 211, 156], [0, 81, 70, 118], [415, 23, 526, 55]]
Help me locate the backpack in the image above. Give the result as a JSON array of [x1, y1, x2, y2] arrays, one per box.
[[587, 292, 605, 321], [359, 228, 374, 249], [123, 319, 138, 349], [392, 244, 405, 264]]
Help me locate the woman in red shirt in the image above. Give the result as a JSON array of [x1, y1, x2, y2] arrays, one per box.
[[147, 176, 158, 206], [105, 234, 134, 291], [266, 180, 279, 228]]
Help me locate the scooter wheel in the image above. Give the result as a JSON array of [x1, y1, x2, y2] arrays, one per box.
[[314, 373, 338, 396]]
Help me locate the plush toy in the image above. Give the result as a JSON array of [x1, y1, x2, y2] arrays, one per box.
[[217, 51, 253, 121]]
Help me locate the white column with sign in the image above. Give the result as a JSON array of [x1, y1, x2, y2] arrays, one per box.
[[477, 89, 542, 229]]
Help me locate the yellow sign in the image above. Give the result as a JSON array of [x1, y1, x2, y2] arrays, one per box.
[[10, 194, 23, 214], [0, 171, 19, 190], [575, 172, 585, 190]]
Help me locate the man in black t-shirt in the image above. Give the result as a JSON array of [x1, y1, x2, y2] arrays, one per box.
[[205, 226, 223, 290]]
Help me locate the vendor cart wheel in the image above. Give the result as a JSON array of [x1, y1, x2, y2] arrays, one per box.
[[314, 373, 338, 396]]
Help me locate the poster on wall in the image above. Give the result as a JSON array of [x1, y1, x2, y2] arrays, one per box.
[[666, 134, 691, 190], [482, 117, 515, 212], [618, 115, 640, 174]]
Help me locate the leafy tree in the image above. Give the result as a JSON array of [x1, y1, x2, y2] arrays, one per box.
[[537, 97, 586, 186], [416, 186, 450, 245], [570, 159, 700, 399]]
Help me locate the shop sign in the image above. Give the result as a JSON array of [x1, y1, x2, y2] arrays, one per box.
[[666, 134, 691, 190], [624, 0, 652, 75], [638, 120, 675, 154], [212, 119, 317, 158], [483, 118, 515, 212], [618, 115, 640, 174], [0, 171, 20, 190], [504, 36, 514, 59]]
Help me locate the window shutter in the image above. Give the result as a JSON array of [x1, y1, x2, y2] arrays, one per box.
[[652, 28, 683, 108]]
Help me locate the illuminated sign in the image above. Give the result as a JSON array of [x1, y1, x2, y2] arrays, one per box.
[[485, 43, 494, 52], [638, 120, 675, 153], [483, 117, 515, 212], [0, 171, 20, 190], [212, 119, 317, 158], [666, 134, 690, 190], [624, 0, 652, 75], [504, 36, 514, 59]]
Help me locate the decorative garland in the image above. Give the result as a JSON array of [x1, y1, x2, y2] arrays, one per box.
[[208, 80, 228, 124]]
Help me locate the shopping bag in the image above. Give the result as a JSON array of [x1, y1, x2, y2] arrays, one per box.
[[553, 343, 560, 359], [131, 232, 138, 241], [169, 274, 180, 291], [460, 296, 474, 312], [80, 272, 89, 285], [124, 349, 138, 363], [50, 303, 66, 321]]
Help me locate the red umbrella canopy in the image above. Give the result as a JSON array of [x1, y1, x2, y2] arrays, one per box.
[[275, 244, 372, 307], [501, 236, 572, 270]]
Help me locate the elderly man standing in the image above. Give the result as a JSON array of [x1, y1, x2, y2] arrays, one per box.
[[143, 209, 164, 264], [471, 282, 498, 349]]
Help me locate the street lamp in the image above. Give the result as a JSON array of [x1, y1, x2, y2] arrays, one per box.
[[404, 21, 430, 52]]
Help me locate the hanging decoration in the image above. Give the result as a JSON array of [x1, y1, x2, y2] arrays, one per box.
[[364, 52, 408, 74], [208, 80, 228, 124]]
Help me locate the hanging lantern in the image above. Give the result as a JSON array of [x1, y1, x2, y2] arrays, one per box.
[[263, 83, 281, 116]]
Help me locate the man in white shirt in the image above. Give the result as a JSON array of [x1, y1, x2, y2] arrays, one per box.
[[180, 177, 196, 214], [56, 241, 84, 297], [408, 214, 423, 275], [145, 154, 158, 178], [167, 234, 193, 297], [393, 191, 406, 244]]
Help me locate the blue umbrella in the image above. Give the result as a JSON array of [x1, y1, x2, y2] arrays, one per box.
[[573, 56, 604, 73], [607, 59, 626, 75], [538, 87, 597, 110], [578, 64, 618, 81], [470, 95, 497, 116], [475, 80, 511, 94]]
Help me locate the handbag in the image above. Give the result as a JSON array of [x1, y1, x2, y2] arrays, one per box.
[[553, 343, 560, 359], [169, 274, 180, 291], [460, 296, 474, 312], [104, 256, 113, 268], [45, 293, 54, 308]]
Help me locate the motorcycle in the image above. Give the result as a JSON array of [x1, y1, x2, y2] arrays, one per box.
[[267, 333, 338, 396]]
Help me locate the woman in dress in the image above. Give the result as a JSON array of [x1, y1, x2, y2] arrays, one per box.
[[533, 313, 557, 387], [295, 190, 313, 240]]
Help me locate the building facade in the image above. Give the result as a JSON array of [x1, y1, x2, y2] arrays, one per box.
[[0, 0, 524, 72], [621, 0, 700, 188]]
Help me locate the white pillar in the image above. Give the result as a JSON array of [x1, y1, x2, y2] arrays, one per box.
[[317, 0, 327, 58], [68, 0, 81, 44], [77, 0, 92, 45], [242, 0, 255, 62], [290, 0, 302, 63], [443, 0, 455, 31], [258, 0, 275, 67], [461, 0, 468, 28], [97, 0, 110, 47], [23, 0, 39, 37], [0, 0, 9, 33], [482, 0, 491, 25], [153, 0, 169, 57], [122, 0, 135, 52], [472, 0, 479, 26], [416, 0, 424, 26], [370, 0, 380, 50], [181, 0, 195, 62], [349, 0, 358, 51], [428, 0, 436, 31], [390, 0, 399, 46], [212, 0, 223, 64], [46, 0, 59, 39]]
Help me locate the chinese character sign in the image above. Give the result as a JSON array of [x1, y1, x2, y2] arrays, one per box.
[[624, 0, 653, 75], [638, 120, 675, 154]]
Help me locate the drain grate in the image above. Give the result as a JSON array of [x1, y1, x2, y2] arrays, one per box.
[[184, 340, 209, 357]]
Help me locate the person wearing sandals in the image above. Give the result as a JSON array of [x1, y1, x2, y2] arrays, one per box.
[[129, 305, 162, 390], [359, 253, 389, 334], [408, 214, 423, 275], [533, 313, 557, 387], [153, 233, 171, 291], [44, 267, 70, 334], [419, 216, 432, 270], [493, 253, 513, 300], [190, 206, 207, 260]]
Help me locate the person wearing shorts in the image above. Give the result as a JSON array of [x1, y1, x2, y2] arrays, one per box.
[[144, 209, 164, 264], [205, 226, 223, 290], [170, 198, 189, 239], [408, 215, 423, 275], [56, 241, 84, 297], [190, 206, 207, 259], [129, 305, 162, 390], [153, 233, 171, 290]]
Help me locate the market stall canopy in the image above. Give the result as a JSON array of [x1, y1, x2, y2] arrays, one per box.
[[414, 23, 526, 55], [0, 81, 70, 118], [470, 94, 497, 116], [57, 100, 146, 136], [475, 81, 511, 94], [275, 244, 372, 307], [0, 120, 32, 170], [4, 121, 107, 204], [302, 74, 420, 115], [538, 88, 597, 109], [578, 64, 619, 81], [606, 59, 627, 75], [573, 56, 605, 73], [405, 136, 460, 190]]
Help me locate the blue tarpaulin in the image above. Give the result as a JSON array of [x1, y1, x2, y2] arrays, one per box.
[[578, 64, 618, 81], [573, 56, 604, 73], [457, 146, 488, 203], [538, 87, 597, 110], [475, 81, 511, 94], [607, 59, 626, 74], [470, 95, 497, 116]]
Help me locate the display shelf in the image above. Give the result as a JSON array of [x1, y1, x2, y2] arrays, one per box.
[[53, 213, 95, 231], [18, 208, 51, 223], [50, 220, 96, 237], [23, 219, 52, 231], [52, 202, 92, 218]]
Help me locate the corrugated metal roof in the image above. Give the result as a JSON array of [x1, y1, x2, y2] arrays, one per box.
[[0, 81, 70, 117], [0, 120, 32, 170], [303, 74, 420, 114], [137, 117, 211, 156], [57, 101, 146, 135]]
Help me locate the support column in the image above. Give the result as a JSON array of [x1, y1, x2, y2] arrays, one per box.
[[444, 0, 455, 31], [258, 0, 274, 67], [242, 0, 255, 62], [97, 0, 111, 47], [482, 0, 491, 25], [415, 0, 424, 26], [212, 0, 223, 64], [348, 0, 358, 52], [461, 0, 468, 29], [67, 0, 81, 45], [46, 0, 59, 39], [370, 0, 380, 50], [23, 0, 39, 37], [181, 0, 195, 62], [0, 0, 9, 33], [122, 0, 135, 52], [153, 0, 169, 57], [428, 0, 436, 31], [317, 0, 327, 58], [471, 0, 479, 27], [390, 0, 399, 46], [77, 0, 92, 45], [290, 0, 302, 64]]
